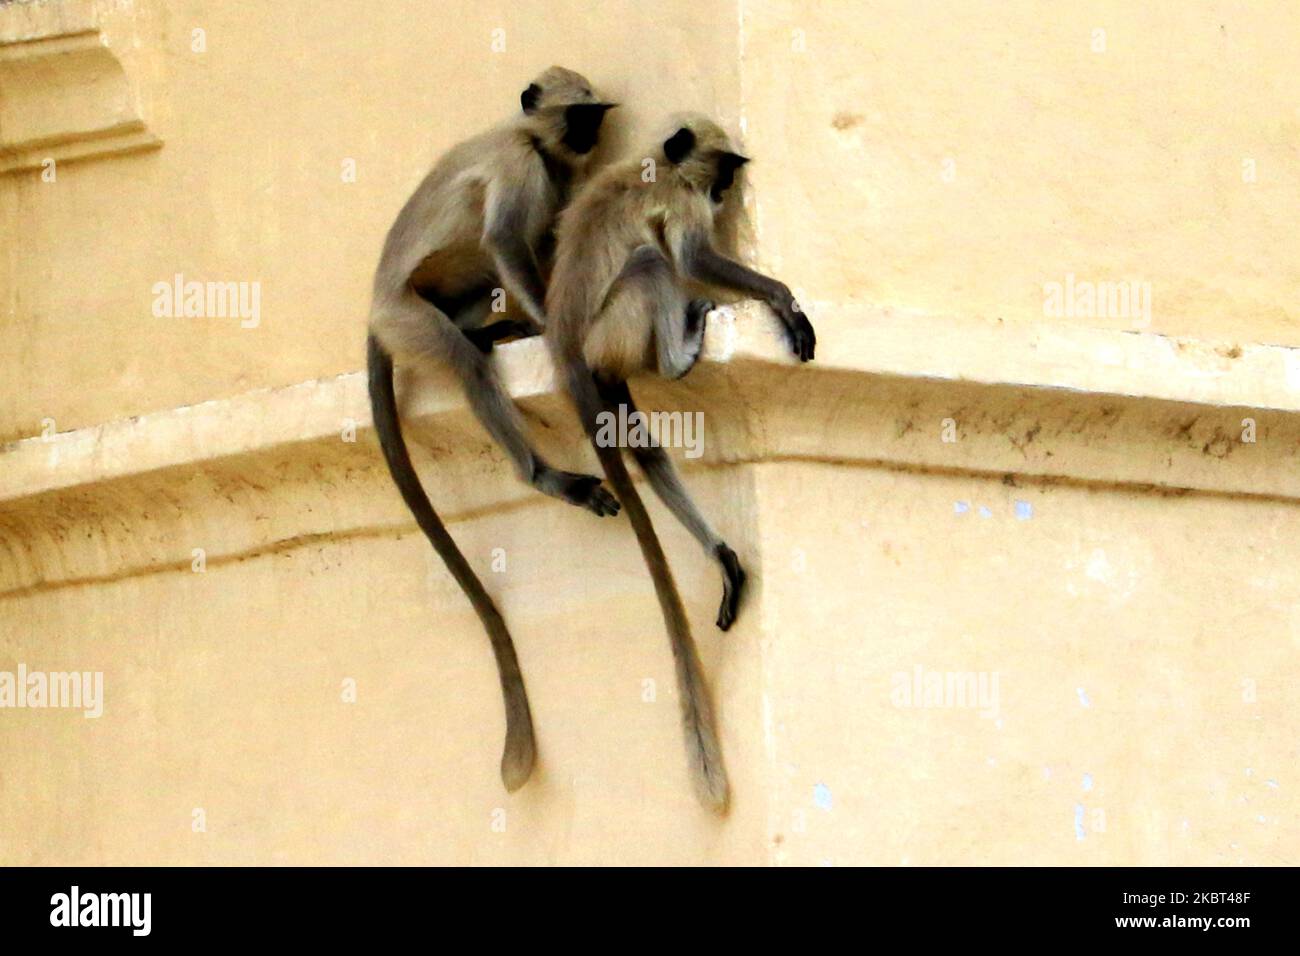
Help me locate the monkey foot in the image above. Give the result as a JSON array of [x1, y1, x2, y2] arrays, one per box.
[[715, 543, 746, 631], [685, 297, 715, 336], [554, 472, 621, 517]]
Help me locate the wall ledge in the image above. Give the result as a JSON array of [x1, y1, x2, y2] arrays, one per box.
[[2, 304, 1299, 595]]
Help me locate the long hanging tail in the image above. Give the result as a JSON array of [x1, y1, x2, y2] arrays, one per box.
[[367, 334, 536, 791], [563, 356, 729, 812]]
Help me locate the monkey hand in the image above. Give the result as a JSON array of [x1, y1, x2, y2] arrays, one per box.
[[685, 297, 715, 338], [463, 319, 543, 354], [769, 286, 816, 362], [506, 318, 545, 339]]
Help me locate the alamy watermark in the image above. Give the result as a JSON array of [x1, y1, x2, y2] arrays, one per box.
[[595, 403, 704, 459], [50, 886, 150, 936], [891, 665, 999, 720], [152, 273, 261, 328], [1043, 273, 1151, 327], [0, 664, 103, 718]]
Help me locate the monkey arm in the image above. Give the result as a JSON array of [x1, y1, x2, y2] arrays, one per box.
[[482, 180, 550, 330], [483, 226, 548, 331], [680, 234, 816, 362]]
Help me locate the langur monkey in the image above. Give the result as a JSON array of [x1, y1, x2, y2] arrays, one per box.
[[546, 115, 816, 811], [367, 67, 615, 793]]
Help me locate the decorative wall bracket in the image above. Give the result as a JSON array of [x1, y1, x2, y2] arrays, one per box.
[[0, 1, 160, 174]]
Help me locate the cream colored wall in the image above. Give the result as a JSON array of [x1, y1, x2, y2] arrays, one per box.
[[2, 0, 1298, 865], [0, 468, 767, 865], [9, 0, 1294, 445], [741, 0, 1300, 344], [757, 461, 1298, 865], [0, 0, 742, 443]]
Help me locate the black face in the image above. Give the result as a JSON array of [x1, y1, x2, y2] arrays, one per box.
[[710, 152, 749, 202], [562, 103, 613, 154]]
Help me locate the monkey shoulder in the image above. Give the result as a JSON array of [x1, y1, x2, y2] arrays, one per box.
[[575, 166, 650, 224], [435, 124, 535, 187], [502, 124, 554, 177]]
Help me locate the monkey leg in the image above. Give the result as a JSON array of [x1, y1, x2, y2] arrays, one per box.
[[595, 377, 746, 630], [587, 245, 709, 381], [664, 296, 713, 380], [430, 290, 543, 355], [445, 291, 494, 330], [374, 292, 619, 516]]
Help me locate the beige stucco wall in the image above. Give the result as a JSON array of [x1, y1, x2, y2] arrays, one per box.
[[1, 0, 1297, 864], [0, 0, 744, 443], [742, 0, 1300, 345]]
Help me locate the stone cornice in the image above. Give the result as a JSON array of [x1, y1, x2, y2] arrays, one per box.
[[2, 304, 1297, 597]]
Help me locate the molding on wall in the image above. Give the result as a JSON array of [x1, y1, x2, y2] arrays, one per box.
[[0, 3, 160, 174], [3, 303, 1299, 595]]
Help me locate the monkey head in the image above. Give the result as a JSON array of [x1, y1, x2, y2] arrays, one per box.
[[520, 66, 616, 157], [658, 115, 750, 204]]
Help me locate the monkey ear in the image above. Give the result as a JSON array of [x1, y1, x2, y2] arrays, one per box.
[[521, 83, 542, 114], [663, 127, 696, 165]]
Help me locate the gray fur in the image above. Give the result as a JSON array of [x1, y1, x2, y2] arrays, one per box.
[[366, 68, 615, 794], [545, 116, 818, 809]]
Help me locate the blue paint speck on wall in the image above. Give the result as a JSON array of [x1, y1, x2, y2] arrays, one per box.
[[814, 783, 833, 811], [1015, 500, 1033, 520], [954, 501, 970, 515]]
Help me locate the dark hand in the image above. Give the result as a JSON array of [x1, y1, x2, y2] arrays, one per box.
[[770, 286, 815, 362], [505, 318, 544, 340], [462, 319, 543, 354]]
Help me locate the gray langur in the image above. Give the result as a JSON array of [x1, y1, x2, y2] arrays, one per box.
[[545, 115, 816, 811], [367, 67, 615, 793]]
